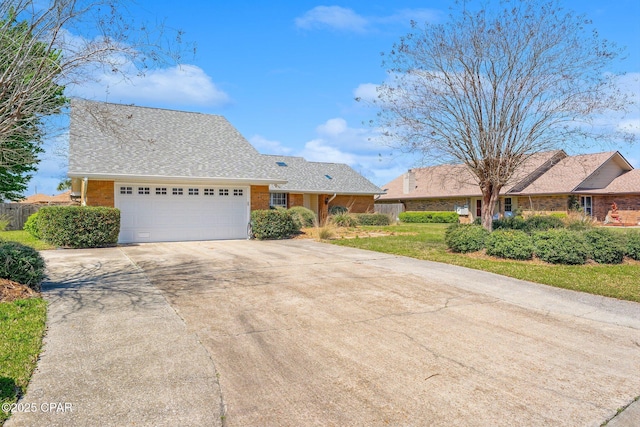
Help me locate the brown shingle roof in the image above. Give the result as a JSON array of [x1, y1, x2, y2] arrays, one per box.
[[511, 152, 617, 195], [19, 191, 72, 204], [379, 150, 563, 200], [588, 169, 640, 194]]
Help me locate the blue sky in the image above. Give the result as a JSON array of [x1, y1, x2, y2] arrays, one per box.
[[30, 0, 640, 195]]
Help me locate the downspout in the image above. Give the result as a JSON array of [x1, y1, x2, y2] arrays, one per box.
[[81, 177, 88, 206], [327, 193, 337, 205]]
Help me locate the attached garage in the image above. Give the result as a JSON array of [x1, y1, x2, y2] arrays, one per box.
[[115, 183, 250, 243]]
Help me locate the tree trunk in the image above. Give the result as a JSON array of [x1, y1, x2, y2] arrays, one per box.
[[480, 186, 501, 232]]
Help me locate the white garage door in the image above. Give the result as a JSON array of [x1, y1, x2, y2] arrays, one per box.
[[115, 183, 250, 243]]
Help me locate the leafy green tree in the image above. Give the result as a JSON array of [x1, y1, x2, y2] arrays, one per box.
[[0, 15, 65, 200]]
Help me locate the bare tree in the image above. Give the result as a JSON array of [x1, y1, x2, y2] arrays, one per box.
[[369, 0, 635, 230], [0, 0, 189, 198]]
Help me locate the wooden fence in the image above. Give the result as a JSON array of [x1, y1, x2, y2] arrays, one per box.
[[0, 203, 41, 230], [374, 203, 404, 220]]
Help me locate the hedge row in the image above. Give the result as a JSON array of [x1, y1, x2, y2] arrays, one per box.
[[399, 211, 459, 223], [251, 209, 300, 240], [28, 206, 120, 248], [445, 224, 640, 264]]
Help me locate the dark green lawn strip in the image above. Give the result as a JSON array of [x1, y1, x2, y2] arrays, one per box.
[[332, 224, 640, 303], [0, 298, 47, 423]]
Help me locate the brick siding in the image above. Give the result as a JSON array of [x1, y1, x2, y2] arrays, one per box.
[[594, 194, 640, 224], [86, 180, 114, 207], [288, 193, 304, 208], [403, 198, 468, 212], [250, 185, 270, 211], [517, 196, 567, 213], [329, 195, 375, 213]]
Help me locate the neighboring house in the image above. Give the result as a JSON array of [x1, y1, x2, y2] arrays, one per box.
[[18, 191, 73, 205], [377, 150, 640, 225], [68, 99, 382, 243]]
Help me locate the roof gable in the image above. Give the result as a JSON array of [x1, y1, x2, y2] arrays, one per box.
[[69, 99, 283, 182]]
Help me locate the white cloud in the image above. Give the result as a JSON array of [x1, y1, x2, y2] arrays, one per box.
[[295, 6, 439, 33], [250, 135, 293, 155], [354, 83, 379, 102], [72, 64, 231, 107], [295, 6, 368, 33], [316, 118, 348, 136]]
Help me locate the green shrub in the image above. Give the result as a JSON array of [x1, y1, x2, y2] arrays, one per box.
[[492, 216, 527, 231], [486, 230, 534, 260], [0, 242, 46, 291], [251, 209, 299, 240], [23, 212, 41, 239], [524, 215, 565, 232], [625, 231, 640, 260], [288, 206, 316, 228], [533, 229, 589, 265], [399, 211, 459, 224], [330, 213, 358, 228], [444, 224, 489, 253], [355, 213, 391, 226], [329, 205, 348, 215], [37, 206, 120, 248], [584, 228, 625, 264], [0, 214, 11, 231]]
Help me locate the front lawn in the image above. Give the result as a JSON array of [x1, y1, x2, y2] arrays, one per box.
[[330, 223, 640, 303], [0, 230, 54, 251], [0, 298, 47, 423]]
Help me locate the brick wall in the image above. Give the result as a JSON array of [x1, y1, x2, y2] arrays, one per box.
[[593, 194, 640, 224], [86, 180, 114, 207], [517, 196, 567, 213], [288, 193, 304, 208], [329, 195, 375, 213], [251, 185, 270, 210]]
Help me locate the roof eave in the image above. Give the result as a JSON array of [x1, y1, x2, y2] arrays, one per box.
[[67, 172, 287, 185]]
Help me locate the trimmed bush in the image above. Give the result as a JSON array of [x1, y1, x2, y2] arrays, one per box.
[[37, 206, 120, 248], [444, 224, 489, 253], [492, 216, 527, 231], [399, 211, 459, 224], [0, 242, 46, 291], [288, 206, 316, 228], [486, 230, 534, 260], [585, 228, 625, 264], [355, 213, 391, 226], [251, 209, 299, 240], [533, 229, 589, 265], [329, 205, 348, 215], [23, 212, 41, 238], [524, 215, 565, 232], [625, 231, 640, 261], [330, 213, 358, 228]]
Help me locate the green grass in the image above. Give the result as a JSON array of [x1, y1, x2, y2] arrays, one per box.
[[0, 298, 47, 423], [331, 223, 640, 302], [0, 230, 54, 251]]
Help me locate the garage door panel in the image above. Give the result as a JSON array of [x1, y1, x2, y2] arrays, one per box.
[[115, 183, 249, 243]]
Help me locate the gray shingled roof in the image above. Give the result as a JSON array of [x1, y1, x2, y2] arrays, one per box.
[[265, 155, 383, 195], [68, 99, 285, 183]]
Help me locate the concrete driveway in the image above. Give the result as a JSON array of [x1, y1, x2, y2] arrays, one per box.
[[7, 239, 640, 426]]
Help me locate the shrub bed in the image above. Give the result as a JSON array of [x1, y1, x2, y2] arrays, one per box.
[[524, 215, 565, 232], [584, 228, 625, 264], [445, 224, 489, 253], [330, 213, 358, 228], [288, 206, 316, 228], [355, 213, 391, 226], [329, 205, 348, 215], [37, 206, 120, 248], [533, 229, 589, 265], [492, 216, 527, 231], [626, 231, 640, 261], [399, 211, 459, 224], [485, 230, 534, 260], [0, 242, 46, 291], [251, 209, 299, 240]]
